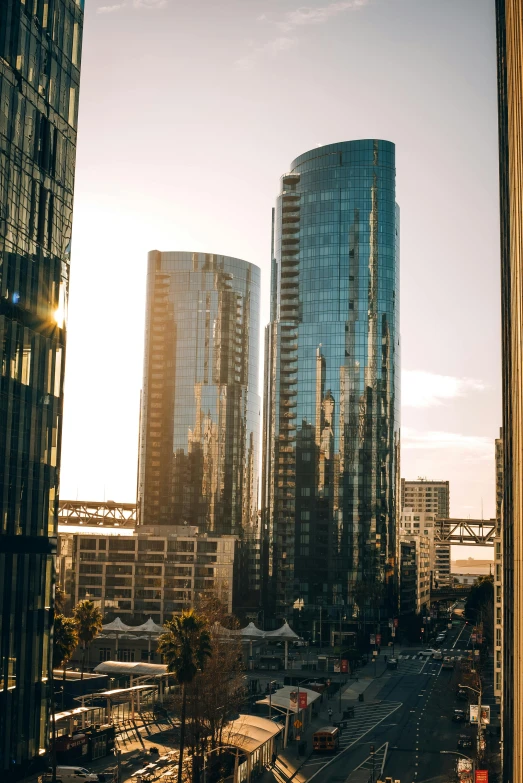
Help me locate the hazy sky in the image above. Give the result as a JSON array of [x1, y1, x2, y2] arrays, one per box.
[[61, 0, 500, 556]]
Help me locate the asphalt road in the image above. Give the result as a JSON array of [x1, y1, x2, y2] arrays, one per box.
[[309, 621, 476, 783]]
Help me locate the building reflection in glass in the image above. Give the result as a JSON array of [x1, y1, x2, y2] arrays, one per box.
[[0, 0, 84, 778], [138, 252, 261, 602], [262, 141, 400, 624]]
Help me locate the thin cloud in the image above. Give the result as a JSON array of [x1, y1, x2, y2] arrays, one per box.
[[133, 0, 167, 8], [235, 37, 296, 70], [402, 427, 492, 454], [402, 370, 486, 409], [97, 2, 126, 12], [237, 0, 368, 68], [279, 0, 370, 31]]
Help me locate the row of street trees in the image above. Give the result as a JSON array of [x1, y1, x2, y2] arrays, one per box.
[[52, 588, 245, 783], [53, 588, 104, 679], [158, 596, 245, 783]]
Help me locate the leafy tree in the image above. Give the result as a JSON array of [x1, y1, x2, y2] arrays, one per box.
[[54, 585, 67, 615], [158, 610, 212, 783], [72, 600, 103, 679], [180, 595, 245, 782]]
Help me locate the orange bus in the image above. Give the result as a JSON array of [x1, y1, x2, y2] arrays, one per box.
[[312, 726, 340, 752]]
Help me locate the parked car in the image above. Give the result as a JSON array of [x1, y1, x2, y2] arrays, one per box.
[[457, 735, 473, 749], [453, 709, 467, 723]]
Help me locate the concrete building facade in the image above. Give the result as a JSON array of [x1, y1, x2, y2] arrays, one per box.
[[399, 508, 451, 588], [57, 524, 238, 624], [496, 2, 523, 776], [399, 533, 431, 614], [401, 479, 450, 518]]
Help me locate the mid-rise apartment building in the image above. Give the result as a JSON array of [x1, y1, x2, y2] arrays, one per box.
[[399, 533, 431, 614], [401, 479, 450, 518], [399, 508, 451, 587], [57, 525, 238, 623]]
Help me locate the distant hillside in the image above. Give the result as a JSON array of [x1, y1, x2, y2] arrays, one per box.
[[453, 558, 494, 567]]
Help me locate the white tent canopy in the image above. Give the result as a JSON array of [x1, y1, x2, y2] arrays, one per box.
[[264, 622, 299, 640], [237, 622, 266, 639], [101, 617, 132, 632], [132, 617, 165, 634]]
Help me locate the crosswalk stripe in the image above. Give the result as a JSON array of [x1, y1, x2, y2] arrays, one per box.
[[337, 702, 402, 750]]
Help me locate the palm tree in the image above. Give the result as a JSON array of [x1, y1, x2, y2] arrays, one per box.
[[53, 614, 79, 704], [158, 610, 212, 783], [72, 600, 103, 679], [53, 614, 79, 671]]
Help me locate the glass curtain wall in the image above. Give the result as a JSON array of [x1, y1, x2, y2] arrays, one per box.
[[262, 140, 400, 630], [0, 0, 84, 779], [137, 251, 261, 606]]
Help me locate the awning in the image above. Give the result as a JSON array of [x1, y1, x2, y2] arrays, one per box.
[[55, 706, 93, 722], [94, 661, 168, 677], [256, 686, 320, 712], [98, 685, 158, 698], [221, 714, 282, 754]]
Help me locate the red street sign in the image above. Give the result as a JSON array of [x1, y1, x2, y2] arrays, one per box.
[[298, 692, 308, 710], [340, 660, 349, 673], [475, 771, 488, 783], [376, 634, 382, 644]]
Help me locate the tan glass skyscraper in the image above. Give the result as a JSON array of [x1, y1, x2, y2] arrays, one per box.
[[496, 2, 523, 779], [137, 251, 261, 608]]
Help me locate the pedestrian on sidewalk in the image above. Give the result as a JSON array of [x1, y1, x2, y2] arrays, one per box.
[[328, 708, 333, 724], [271, 751, 277, 767]]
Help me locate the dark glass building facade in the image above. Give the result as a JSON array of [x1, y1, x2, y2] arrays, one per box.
[[496, 2, 523, 779], [262, 141, 400, 628], [137, 251, 261, 603], [0, 0, 84, 778]]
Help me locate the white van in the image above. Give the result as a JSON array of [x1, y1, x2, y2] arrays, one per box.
[[41, 766, 100, 783]]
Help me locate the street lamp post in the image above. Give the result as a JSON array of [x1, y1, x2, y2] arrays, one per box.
[[458, 682, 486, 762], [440, 750, 475, 778], [268, 679, 277, 719]]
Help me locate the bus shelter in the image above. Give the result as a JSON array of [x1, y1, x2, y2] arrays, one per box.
[[256, 686, 320, 747], [219, 715, 283, 782]]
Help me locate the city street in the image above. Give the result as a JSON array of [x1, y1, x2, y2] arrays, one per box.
[[305, 622, 483, 783]]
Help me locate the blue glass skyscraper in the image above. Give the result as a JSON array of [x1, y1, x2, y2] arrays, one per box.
[[262, 140, 400, 628]]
